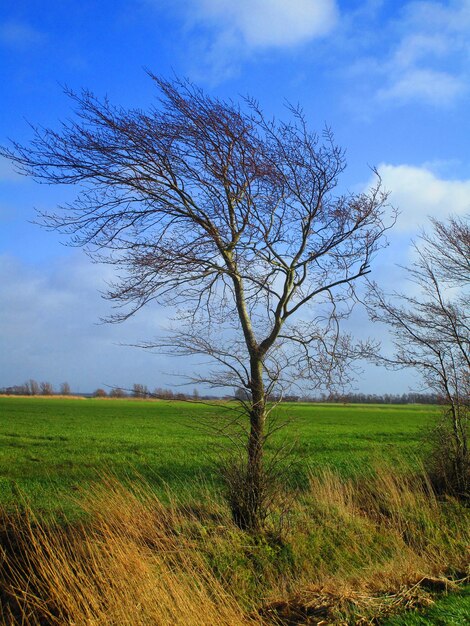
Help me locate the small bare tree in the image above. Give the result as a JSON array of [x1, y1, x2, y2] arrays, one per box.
[[28, 379, 40, 396], [60, 382, 71, 395], [366, 215, 469, 498], [40, 381, 54, 396], [1, 75, 393, 529], [132, 383, 149, 399]]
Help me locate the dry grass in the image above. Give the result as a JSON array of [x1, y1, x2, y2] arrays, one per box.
[[0, 481, 261, 626], [301, 465, 468, 586], [0, 395, 87, 400], [1, 465, 468, 625], [262, 464, 469, 623]]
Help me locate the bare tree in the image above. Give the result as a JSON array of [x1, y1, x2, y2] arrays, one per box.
[[28, 379, 40, 396], [21, 382, 31, 395], [110, 387, 126, 398], [40, 381, 54, 396], [132, 383, 149, 399], [154, 388, 174, 400], [93, 388, 107, 398], [1, 74, 393, 529], [366, 215, 469, 498], [60, 382, 71, 395]]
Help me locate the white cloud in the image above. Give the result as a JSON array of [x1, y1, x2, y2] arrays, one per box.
[[0, 250, 417, 396], [392, 33, 450, 67], [146, 0, 338, 81], [377, 68, 465, 106], [402, 0, 470, 34], [197, 0, 338, 48], [374, 163, 470, 231], [348, 0, 470, 108], [0, 254, 175, 392], [0, 20, 45, 49]]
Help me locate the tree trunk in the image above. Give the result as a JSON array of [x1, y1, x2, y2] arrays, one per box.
[[246, 355, 266, 530]]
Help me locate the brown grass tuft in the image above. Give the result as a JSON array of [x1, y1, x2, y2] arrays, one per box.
[[0, 482, 260, 626]]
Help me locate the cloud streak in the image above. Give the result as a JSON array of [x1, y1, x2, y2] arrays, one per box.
[[0, 255, 176, 393], [377, 68, 465, 107], [146, 0, 338, 81], [345, 0, 470, 109], [196, 0, 338, 48], [373, 163, 470, 231], [382, 0, 470, 106], [0, 20, 46, 49]]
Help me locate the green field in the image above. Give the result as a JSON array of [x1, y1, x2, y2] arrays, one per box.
[[383, 586, 470, 625], [2, 397, 469, 626], [0, 396, 438, 514]]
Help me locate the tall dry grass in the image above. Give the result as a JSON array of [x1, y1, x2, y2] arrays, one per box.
[[1, 465, 468, 625], [1, 481, 261, 626], [299, 465, 469, 589]]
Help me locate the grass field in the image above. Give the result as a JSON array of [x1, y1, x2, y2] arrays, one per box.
[[0, 397, 438, 514], [1, 397, 468, 625], [383, 586, 470, 625]]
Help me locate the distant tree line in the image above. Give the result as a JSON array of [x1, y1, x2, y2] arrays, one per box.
[[0, 380, 71, 396], [0, 381, 205, 400], [94, 385, 204, 400], [1, 382, 438, 405], [236, 388, 440, 405], [314, 391, 439, 404]]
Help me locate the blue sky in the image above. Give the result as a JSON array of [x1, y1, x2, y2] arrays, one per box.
[[1, 0, 469, 394]]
